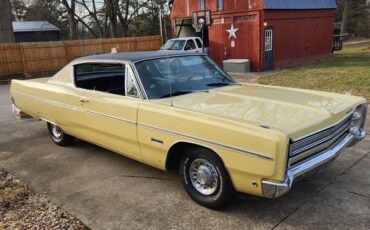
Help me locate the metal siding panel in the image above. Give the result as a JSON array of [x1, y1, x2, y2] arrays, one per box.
[[208, 12, 261, 71], [264, 0, 337, 9], [264, 10, 335, 68]]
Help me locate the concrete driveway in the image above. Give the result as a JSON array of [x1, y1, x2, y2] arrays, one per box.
[[1, 83, 369, 230]]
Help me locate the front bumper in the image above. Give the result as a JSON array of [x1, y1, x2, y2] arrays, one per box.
[[262, 130, 366, 198]]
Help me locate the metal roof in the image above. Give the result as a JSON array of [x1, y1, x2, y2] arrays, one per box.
[[77, 51, 204, 63], [12, 21, 60, 32], [264, 0, 337, 9]]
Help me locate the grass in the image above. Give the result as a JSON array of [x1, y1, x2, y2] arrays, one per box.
[[257, 41, 370, 101]]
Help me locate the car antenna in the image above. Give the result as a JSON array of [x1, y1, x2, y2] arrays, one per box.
[[167, 52, 173, 107]]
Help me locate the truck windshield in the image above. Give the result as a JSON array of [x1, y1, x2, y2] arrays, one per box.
[[135, 56, 237, 99], [161, 40, 186, 50]]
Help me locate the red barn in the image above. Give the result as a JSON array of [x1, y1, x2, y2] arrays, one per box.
[[170, 0, 337, 71]]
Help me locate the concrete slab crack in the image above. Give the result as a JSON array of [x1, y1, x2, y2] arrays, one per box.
[[271, 151, 370, 230], [346, 191, 370, 199]]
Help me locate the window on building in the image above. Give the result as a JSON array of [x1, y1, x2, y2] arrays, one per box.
[[199, 0, 205, 10], [217, 0, 224, 11]]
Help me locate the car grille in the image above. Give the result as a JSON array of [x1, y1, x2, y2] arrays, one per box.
[[289, 114, 353, 166]]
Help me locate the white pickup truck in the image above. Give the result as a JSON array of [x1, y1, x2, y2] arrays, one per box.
[[160, 37, 208, 54]]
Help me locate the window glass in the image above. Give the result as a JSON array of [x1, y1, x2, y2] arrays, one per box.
[[195, 38, 203, 48], [184, 40, 196, 50], [126, 66, 139, 98], [199, 0, 205, 10], [217, 0, 224, 11], [74, 63, 126, 95], [135, 56, 235, 99], [161, 39, 186, 50]]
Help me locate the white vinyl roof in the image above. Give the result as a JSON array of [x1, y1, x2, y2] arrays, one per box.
[[12, 21, 60, 32]]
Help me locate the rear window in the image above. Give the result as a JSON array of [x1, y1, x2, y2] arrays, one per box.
[[195, 38, 202, 48]]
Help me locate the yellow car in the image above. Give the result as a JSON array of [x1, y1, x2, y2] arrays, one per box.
[[10, 52, 367, 208]]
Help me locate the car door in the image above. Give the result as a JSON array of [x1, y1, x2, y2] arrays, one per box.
[[184, 39, 197, 52], [73, 62, 142, 161]]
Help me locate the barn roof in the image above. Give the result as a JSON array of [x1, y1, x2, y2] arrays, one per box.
[[12, 21, 60, 32], [263, 0, 337, 9]]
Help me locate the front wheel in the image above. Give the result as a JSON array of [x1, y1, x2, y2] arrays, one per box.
[[47, 122, 74, 146], [180, 147, 234, 209]]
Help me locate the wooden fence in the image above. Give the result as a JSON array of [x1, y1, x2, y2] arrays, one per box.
[[0, 35, 162, 81]]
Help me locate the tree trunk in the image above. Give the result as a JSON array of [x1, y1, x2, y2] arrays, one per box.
[[0, 0, 15, 43], [341, 0, 350, 35], [62, 0, 78, 40], [106, 0, 119, 37]]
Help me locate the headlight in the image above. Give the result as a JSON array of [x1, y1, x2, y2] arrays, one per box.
[[350, 104, 368, 135]]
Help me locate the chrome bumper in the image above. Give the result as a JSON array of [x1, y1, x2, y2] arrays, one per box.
[[262, 130, 366, 198], [12, 103, 31, 119]]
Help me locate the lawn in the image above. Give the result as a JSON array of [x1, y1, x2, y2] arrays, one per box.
[[258, 41, 370, 101]]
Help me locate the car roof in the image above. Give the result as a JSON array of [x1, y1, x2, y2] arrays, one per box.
[[75, 51, 202, 63]]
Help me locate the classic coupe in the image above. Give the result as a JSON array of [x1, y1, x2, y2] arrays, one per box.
[[10, 52, 367, 208]]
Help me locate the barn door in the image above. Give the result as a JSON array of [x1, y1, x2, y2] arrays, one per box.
[[264, 28, 273, 70]]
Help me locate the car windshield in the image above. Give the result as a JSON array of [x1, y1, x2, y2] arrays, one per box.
[[135, 56, 237, 99], [161, 40, 186, 50]]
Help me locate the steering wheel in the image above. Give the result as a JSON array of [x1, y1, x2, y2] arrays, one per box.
[[182, 71, 206, 82]]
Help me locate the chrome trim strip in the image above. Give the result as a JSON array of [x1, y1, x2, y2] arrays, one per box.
[[12, 91, 137, 126], [290, 122, 350, 156], [292, 112, 354, 142], [262, 133, 355, 198], [13, 91, 273, 161], [138, 123, 273, 160]]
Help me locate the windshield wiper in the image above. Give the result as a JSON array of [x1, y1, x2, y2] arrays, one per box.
[[206, 82, 240, 87], [160, 90, 208, 98]]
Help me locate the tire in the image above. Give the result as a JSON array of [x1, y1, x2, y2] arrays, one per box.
[[180, 147, 234, 209], [47, 122, 74, 146]]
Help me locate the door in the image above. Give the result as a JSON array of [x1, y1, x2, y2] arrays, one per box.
[[264, 28, 273, 70], [184, 39, 197, 52], [73, 62, 142, 161]]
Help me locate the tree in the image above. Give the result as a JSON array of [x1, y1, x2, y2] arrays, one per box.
[[0, 0, 15, 43], [340, 0, 350, 34], [61, 0, 77, 40], [338, 0, 370, 37], [347, 0, 370, 37]]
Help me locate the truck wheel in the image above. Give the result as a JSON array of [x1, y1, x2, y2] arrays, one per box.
[[47, 122, 74, 146], [180, 147, 234, 209]]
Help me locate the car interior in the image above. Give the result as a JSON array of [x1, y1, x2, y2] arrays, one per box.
[[74, 63, 126, 95]]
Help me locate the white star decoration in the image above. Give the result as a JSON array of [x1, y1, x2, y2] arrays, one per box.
[[226, 24, 239, 39]]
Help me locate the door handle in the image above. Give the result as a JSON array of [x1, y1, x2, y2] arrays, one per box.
[[80, 97, 89, 103]]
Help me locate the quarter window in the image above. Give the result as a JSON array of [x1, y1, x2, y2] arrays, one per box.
[[126, 66, 139, 98], [74, 63, 126, 95]]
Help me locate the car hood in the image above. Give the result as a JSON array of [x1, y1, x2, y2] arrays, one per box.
[[166, 84, 364, 139]]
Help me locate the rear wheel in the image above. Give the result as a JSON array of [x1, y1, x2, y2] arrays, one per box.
[[47, 122, 74, 146], [180, 147, 234, 209]]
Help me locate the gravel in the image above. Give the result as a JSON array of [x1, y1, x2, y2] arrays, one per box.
[[0, 169, 87, 230]]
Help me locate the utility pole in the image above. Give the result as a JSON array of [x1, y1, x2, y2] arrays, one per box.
[[0, 0, 15, 43]]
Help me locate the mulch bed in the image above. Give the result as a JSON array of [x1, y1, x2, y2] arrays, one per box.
[[0, 169, 87, 230]]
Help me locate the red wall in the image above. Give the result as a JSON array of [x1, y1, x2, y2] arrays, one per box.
[[263, 10, 335, 68], [209, 12, 261, 71], [171, 0, 264, 19], [170, 1, 336, 72]]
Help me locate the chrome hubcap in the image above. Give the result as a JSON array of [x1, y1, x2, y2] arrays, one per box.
[[51, 124, 62, 139], [189, 158, 219, 195]]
